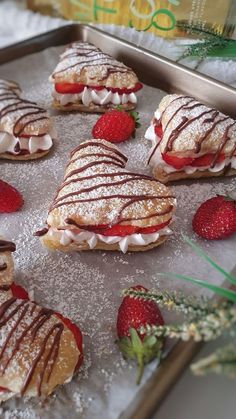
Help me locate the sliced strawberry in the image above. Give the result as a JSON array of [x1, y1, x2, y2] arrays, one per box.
[[93, 86, 104, 91], [191, 153, 225, 167], [162, 153, 194, 170], [109, 82, 143, 94], [138, 221, 170, 234], [154, 124, 163, 138], [10, 283, 29, 300], [85, 220, 170, 236], [0, 386, 8, 392], [96, 225, 137, 236], [56, 312, 83, 369], [55, 83, 85, 94], [54, 82, 142, 95]]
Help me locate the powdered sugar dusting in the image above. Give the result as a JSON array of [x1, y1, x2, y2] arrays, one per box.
[[159, 94, 236, 154], [0, 46, 235, 418], [51, 42, 136, 88]]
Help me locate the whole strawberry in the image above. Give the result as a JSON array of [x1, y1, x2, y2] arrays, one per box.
[[92, 109, 140, 143], [116, 285, 164, 384], [192, 194, 236, 240], [0, 180, 24, 213]]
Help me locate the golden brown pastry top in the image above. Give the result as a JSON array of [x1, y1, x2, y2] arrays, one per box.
[[50, 42, 139, 89], [46, 139, 176, 230], [0, 79, 52, 136], [0, 290, 81, 398], [0, 239, 83, 401], [157, 94, 236, 157]]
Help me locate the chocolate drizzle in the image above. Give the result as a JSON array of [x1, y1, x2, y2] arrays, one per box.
[[0, 263, 7, 272], [52, 42, 133, 82], [0, 240, 16, 253], [164, 109, 214, 153], [47, 141, 175, 231], [149, 95, 236, 169], [64, 160, 125, 182], [0, 294, 69, 396], [33, 227, 49, 237], [70, 141, 128, 161], [0, 78, 50, 139]]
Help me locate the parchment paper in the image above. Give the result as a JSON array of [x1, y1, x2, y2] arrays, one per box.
[[0, 46, 235, 419]]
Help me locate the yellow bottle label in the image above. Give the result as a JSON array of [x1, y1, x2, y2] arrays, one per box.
[[27, 0, 235, 38]]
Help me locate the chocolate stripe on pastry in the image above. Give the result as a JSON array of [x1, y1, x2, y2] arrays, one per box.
[[49, 42, 141, 112], [51, 42, 133, 80], [37, 139, 176, 252], [0, 241, 16, 253], [0, 291, 82, 399], [0, 264, 7, 272], [146, 94, 236, 182], [0, 79, 54, 159]]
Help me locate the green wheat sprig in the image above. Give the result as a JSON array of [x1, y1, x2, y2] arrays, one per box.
[[176, 23, 236, 60], [141, 307, 236, 342], [191, 342, 236, 378], [122, 288, 231, 320]]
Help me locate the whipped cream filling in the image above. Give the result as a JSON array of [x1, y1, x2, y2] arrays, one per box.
[[53, 87, 137, 107], [145, 124, 236, 174], [0, 131, 54, 155], [47, 226, 173, 254]]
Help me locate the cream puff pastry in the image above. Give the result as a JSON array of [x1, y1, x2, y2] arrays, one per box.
[[0, 79, 54, 160], [36, 139, 176, 253], [0, 239, 83, 403], [145, 94, 236, 183], [49, 42, 142, 112]]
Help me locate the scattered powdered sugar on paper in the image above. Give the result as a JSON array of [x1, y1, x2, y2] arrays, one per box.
[[0, 46, 235, 419]]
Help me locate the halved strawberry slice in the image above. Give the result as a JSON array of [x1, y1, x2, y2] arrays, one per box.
[[0, 386, 9, 392], [191, 153, 225, 167], [110, 82, 143, 94], [162, 153, 194, 170], [55, 83, 85, 94], [154, 124, 163, 138], [11, 283, 29, 300], [55, 82, 143, 95], [89, 220, 170, 237]]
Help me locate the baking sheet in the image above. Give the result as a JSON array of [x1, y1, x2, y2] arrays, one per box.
[[0, 45, 236, 419]]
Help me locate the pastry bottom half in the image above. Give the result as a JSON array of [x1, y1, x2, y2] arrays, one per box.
[[152, 166, 236, 183], [52, 100, 136, 113], [41, 234, 167, 253], [0, 149, 51, 161]]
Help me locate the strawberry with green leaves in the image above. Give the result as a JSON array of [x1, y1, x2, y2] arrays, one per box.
[[92, 108, 140, 143], [116, 285, 164, 384]]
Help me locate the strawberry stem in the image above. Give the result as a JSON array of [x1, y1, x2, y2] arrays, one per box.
[[136, 353, 144, 385], [117, 328, 163, 385]]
